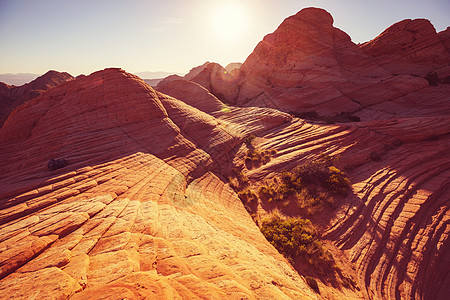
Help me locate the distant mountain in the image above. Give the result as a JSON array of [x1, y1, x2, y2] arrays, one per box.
[[134, 71, 184, 79], [143, 78, 163, 87], [0, 73, 40, 86], [0, 70, 73, 127]]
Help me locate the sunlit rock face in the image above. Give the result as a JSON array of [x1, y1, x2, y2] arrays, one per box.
[[0, 68, 316, 299], [158, 62, 240, 105], [0, 70, 73, 128], [361, 19, 450, 76], [236, 8, 391, 112]]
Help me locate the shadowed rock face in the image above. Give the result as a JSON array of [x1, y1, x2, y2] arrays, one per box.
[[0, 70, 74, 128]]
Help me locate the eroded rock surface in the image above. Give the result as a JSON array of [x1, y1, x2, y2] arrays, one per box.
[[1, 7, 449, 300], [0, 68, 316, 299], [154, 7, 450, 300], [361, 19, 450, 76]]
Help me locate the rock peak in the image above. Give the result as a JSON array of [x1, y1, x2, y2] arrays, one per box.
[[361, 17, 450, 73], [290, 7, 334, 27]]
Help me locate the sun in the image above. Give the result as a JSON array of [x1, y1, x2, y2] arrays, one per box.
[[211, 2, 247, 42]]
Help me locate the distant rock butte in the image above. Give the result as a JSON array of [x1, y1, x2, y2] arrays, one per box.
[[361, 19, 450, 75], [0, 70, 73, 128], [1, 7, 449, 300], [159, 62, 240, 105]]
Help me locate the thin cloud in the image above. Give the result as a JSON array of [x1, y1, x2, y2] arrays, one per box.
[[162, 17, 183, 24], [145, 17, 183, 33], [145, 27, 165, 33]]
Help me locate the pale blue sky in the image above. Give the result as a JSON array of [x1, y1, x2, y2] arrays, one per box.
[[0, 0, 448, 76]]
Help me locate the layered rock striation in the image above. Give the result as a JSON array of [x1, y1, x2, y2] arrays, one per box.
[[0, 7, 449, 300], [0, 68, 316, 299], [361, 19, 450, 76], [154, 7, 450, 300]]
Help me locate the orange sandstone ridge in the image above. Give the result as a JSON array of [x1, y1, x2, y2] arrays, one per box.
[[0, 7, 449, 300]]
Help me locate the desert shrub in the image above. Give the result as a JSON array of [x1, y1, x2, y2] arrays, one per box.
[[296, 189, 332, 214], [228, 177, 239, 190], [243, 134, 256, 146], [290, 110, 321, 120], [295, 162, 329, 184], [260, 213, 334, 272], [232, 168, 248, 185], [246, 149, 274, 169], [324, 166, 351, 196], [323, 112, 361, 124], [280, 170, 303, 194], [238, 189, 257, 203], [228, 168, 249, 192], [258, 161, 351, 211], [258, 184, 281, 202], [295, 163, 351, 196], [290, 110, 360, 123]]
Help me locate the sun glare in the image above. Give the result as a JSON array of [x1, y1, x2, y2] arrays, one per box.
[[211, 2, 247, 42]]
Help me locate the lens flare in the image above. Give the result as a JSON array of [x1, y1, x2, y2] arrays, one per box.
[[211, 2, 247, 42]]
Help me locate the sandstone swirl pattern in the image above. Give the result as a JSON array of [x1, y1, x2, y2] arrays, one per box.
[[0, 7, 449, 300], [0, 69, 316, 299]]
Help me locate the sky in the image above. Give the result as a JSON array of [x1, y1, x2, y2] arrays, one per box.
[[0, 0, 449, 76]]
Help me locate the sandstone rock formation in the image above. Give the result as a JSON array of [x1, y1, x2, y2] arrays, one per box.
[[0, 68, 317, 299], [225, 62, 242, 73], [1, 7, 449, 300], [361, 19, 450, 76], [159, 8, 434, 118], [158, 62, 241, 105], [153, 7, 450, 300], [0, 70, 73, 127]]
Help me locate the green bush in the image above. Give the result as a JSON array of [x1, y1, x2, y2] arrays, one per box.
[[258, 162, 351, 211], [295, 162, 351, 196], [245, 148, 273, 169], [260, 213, 334, 272], [244, 134, 256, 146], [324, 166, 351, 196], [238, 189, 257, 203], [258, 184, 281, 202]]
